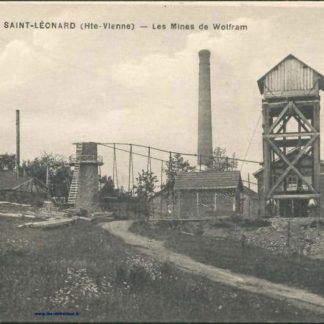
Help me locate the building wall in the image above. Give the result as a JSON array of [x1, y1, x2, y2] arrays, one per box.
[[242, 194, 259, 218], [174, 189, 238, 219], [149, 191, 174, 218]]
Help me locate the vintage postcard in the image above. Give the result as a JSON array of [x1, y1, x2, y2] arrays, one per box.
[[1, 1, 324, 323]]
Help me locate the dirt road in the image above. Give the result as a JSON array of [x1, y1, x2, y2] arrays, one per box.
[[101, 220, 324, 314]]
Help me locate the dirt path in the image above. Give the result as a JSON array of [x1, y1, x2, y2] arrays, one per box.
[[101, 220, 324, 314]]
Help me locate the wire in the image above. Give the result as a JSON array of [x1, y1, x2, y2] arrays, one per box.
[[101, 143, 257, 188], [240, 114, 262, 171], [99, 142, 261, 164]]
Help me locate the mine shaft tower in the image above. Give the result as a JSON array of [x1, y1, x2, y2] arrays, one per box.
[[258, 54, 324, 217]]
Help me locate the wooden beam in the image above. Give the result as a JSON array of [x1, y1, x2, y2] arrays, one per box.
[[262, 103, 271, 217], [313, 102, 321, 194], [291, 102, 317, 133], [267, 137, 317, 195], [267, 99, 320, 108], [266, 132, 318, 138], [275, 115, 291, 134], [271, 138, 312, 147], [294, 114, 311, 133], [266, 135, 318, 197], [273, 194, 321, 200], [268, 102, 291, 134]]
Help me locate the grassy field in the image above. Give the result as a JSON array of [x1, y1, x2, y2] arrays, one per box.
[[1, 218, 323, 322], [130, 221, 324, 298]]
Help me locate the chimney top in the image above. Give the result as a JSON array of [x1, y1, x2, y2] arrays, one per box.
[[199, 49, 211, 60]]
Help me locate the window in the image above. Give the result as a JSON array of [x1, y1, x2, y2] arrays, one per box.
[[287, 175, 298, 191]]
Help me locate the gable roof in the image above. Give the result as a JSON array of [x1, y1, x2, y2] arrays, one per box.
[[174, 170, 242, 191], [0, 171, 48, 192], [257, 54, 324, 94]]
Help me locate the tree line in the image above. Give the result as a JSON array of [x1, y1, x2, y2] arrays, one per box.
[[0, 147, 237, 204]]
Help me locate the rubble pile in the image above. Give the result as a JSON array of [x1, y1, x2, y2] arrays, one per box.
[[227, 217, 324, 258]]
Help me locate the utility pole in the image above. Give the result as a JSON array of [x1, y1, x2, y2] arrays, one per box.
[[16, 110, 20, 178], [248, 173, 251, 218]]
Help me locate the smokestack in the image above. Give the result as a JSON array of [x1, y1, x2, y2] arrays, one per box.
[[197, 49, 213, 168], [16, 110, 20, 173]]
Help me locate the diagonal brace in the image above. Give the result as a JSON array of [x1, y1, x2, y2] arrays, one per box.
[[291, 102, 317, 133], [268, 102, 291, 134], [265, 134, 319, 197]]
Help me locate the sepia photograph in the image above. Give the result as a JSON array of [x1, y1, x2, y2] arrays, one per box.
[[1, 1, 324, 322]]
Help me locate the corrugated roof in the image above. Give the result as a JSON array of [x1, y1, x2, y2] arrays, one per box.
[[174, 170, 242, 190]]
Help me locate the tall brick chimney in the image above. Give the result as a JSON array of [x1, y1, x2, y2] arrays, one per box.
[[197, 49, 213, 168]]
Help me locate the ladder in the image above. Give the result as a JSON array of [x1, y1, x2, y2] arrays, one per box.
[[67, 143, 82, 206]]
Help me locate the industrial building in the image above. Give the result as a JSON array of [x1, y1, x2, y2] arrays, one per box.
[[257, 54, 323, 218]]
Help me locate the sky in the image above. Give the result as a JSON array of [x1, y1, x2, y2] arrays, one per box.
[[1, 1, 324, 189]]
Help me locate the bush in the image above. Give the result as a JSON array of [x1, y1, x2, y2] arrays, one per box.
[[241, 219, 271, 228]]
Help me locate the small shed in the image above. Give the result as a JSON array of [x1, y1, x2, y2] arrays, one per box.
[[0, 171, 48, 204], [173, 170, 243, 218]]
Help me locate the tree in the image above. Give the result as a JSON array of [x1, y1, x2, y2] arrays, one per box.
[[210, 147, 238, 171], [134, 170, 158, 201], [165, 153, 195, 189], [98, 176, 115, 197], [22, 152, 71, 198], [0, 154, 16, 171]]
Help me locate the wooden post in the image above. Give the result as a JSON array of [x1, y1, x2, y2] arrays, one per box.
[[196, 191, 200, 218], [214, 192, 217, 211], [248, 174, 251, 218], [16, 110, 20, 177], [178, 191, 181, 218], [313, 102, 321, 216], [262, 102, 270, 217]]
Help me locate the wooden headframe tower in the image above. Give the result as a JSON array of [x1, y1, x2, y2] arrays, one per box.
[[258, 54, 324, 217]]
